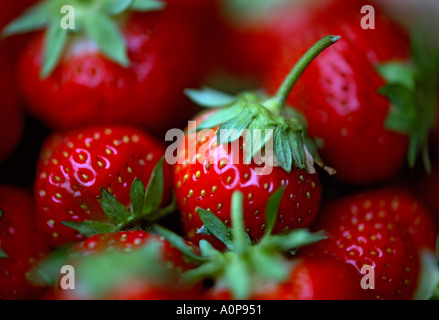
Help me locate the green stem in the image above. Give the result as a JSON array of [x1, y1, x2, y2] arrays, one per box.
[[266, 35, 341, 114]]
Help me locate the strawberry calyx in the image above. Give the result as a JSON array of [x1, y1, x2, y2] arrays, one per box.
[[185, 35, 339, 175], [378, 32, 439, 172], [62, 156, 176, 238], [155, 189, 326, 300], [2, 0, 165, 77]]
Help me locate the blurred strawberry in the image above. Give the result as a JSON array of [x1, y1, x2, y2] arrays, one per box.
[[3, 0, 204, 136], [0, 185, 50, 300]]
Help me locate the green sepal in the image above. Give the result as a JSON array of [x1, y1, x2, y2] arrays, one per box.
[[29, 245, 73, 289], [104, 0, 133, 15], [41, 21, 68, 78], [131, 0, 166, 11], [0, 247, 8, 258], [185, 87, 237, 108], [100, 187, 132, 227], [84, 13, 129, 68], [1, 1, 51, 38], [73, 240, 168, 299], [378, 31, 439, 171], [196, 105, 243, 131], [197, 208, 235, 250], [263, 187, 285, 237], [61, 220, 117, 238], [62, 157, 173, 237], [2, 0, 165, 76], [217, 109, 256, 144], [224, 255, 251, 300]]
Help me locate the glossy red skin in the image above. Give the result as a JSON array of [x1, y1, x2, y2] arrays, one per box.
[[206, 256, 373, 300], [301, 188, 438, 300], [34, 126, 170, 247], [264, 0, 411, 184], [0, 51, 23, 163], [173, 114, 322, 248], [0, 186, 50, 300], [17, 10, 201, 136], [58, 231, 201, 300]]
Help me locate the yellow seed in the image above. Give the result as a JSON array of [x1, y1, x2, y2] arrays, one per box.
[[195, 171, 201, 179], [201, 190, 206, 197], [105, 148, 112, 155], [97, 160, 104, 168], [212, 186, 217, 194], [62, 151, 69, 158], [188, 190, 194, 197], [226, 176, 232, 184], [218, 203, 223, 210], [79, 154, 85, 161], [176, 181, 182, 189], [82, 174, 89, 181], [55, 193, 62, 199], [127, 166, 133, 174]]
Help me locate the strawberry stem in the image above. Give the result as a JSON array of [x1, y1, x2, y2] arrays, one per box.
[[265, 35, 340, 114]]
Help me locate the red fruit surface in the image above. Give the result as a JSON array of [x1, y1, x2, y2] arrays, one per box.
[[302, 188, 438, 300], [34, 126, 170, 247], [0, 186, 50, 300], [17, 9, 201, 136], [0, 51, 23, 163]]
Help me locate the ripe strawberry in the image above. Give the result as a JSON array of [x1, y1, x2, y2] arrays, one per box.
[[3, 0, 202, 136], [0, 50, 23, 163], [172, 36, 340, 248], [263, 0, 438, 184], [34, 125, 172, 247], [301, 188, 439, 300], [0, 185, 50, 300], [56, 230, 201, 300]]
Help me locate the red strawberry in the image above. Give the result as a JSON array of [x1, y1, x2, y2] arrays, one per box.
[[301, 188, 439, 300], [34, 125, 172, 247], [56, 230, 201, 300], [172, 36, 340, 248], [0, 50, 23, 163], [263, 0, 438, 184], [3, 0, 203, 136], [0, 185, 50, 300]]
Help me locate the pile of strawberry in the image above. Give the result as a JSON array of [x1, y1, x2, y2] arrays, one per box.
[[1, 0, 439, 300]]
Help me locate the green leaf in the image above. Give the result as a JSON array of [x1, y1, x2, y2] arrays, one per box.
[[185, 87, 237, 108], [61, 220, 116, 238], [198, 239, 221, 258], [377, 62, 416, 90], [225, 257, 251, 300], [263, 187, 285, 237], [244, 119, 275, 164], [198, 208, 234, 250], [41, 21, 68, 78], [2, 2, 50, 38], [250, 250, 288, 282], [263, 229, 326, 252], [196, 106, 242, 130], [84, 13, 129, 67], [288, 130, 306, 170], [143, 157, 165, 216], [130, 177, 145, 216], [230, 191, 250, 255], [217, 110, 255, 144], [100, 187, 132, 226], [273, 128, 292, 173], [381, 83, 417, 135], [30, 246, 72, 288], [0, 247, 8, 258], [153, 225, 204, 263], [131, 0, 166, 11], [105, 0, 133, 15]]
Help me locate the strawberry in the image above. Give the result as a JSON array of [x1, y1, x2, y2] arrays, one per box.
[[55, 230, 201, 300], [34, 125, 173, 247], [263, 0, 439, 184], [172, 36, 340, 248], [156, 190, 366, 300], [0, 185, 50, 300], [3, 0, 203, 136], [0, 50, 23, 163], [301, 188, 439, 300]]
